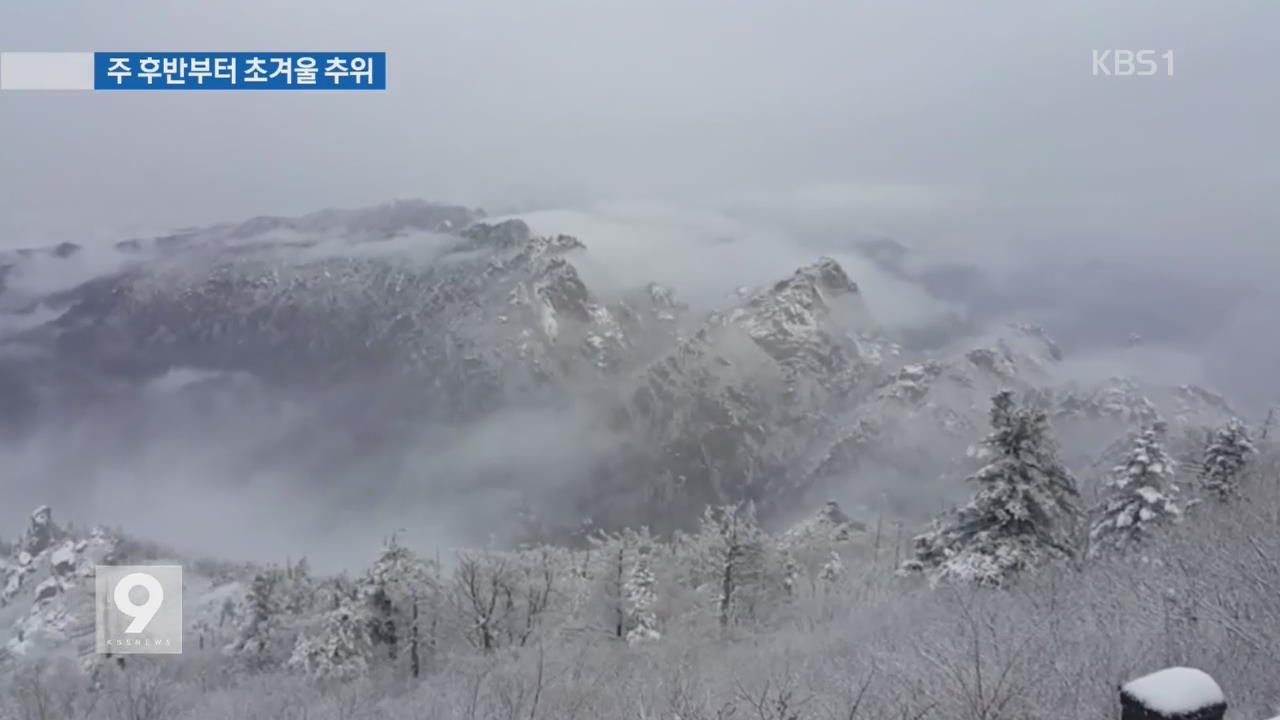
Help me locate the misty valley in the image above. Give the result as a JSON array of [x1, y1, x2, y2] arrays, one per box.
[[0, 200, 1275, 719]]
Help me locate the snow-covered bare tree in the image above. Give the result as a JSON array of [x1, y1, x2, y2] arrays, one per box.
[[504, 545, 562, 648], [450, 551, 507, 654], [1089, 423, 1180, 555], [587, 527, 654, 641], [818, 551, 844, 585], [682, 503, 769, 629], [1200, 418, 1257, 501], [561, 545, 596, 638], [780, 549, 800, 599], [904, 390, 1081, 585], [777, 500, 859, 599]]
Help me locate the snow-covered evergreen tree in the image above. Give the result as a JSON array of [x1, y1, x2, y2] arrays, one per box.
[[288, 591, 372, 681], [623, 545, 660, 645], [228, 570, 285, 664], [361, 533, 435, 670], [1200, 418, 1257, 501], [1089, 423, 1180, 555], [226, 561, 325, 669], [904, 390, 1081, 585]]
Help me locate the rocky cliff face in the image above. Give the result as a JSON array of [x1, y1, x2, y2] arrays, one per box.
[[0, 508, 112, 670], [592, 257, 894, 528]]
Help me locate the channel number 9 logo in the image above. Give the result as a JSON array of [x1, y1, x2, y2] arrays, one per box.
[[114, 572, 164, 633], [95, 565, 183, 654]]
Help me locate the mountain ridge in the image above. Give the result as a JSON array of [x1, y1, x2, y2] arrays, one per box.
[[0, 199, 1242, 545]]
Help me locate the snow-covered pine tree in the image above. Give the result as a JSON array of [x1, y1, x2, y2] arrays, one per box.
[[904, 390, 1081, 585], [1200, 418, 1257, 501], [1089, 423, 1180, 555], [227, 559, 320, 665], [287, 589, 372, 682], [362, 533, 435, 674], [624, 544, 660, 645], [228, 570, 285, 666]]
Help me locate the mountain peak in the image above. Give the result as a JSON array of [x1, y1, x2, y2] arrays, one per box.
[[462, 219, 534, 248], [772, 257, 859, 299]]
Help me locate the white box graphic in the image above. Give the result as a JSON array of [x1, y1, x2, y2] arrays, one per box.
[[0, 52, 94, 90], [95, 565, 183, 654]]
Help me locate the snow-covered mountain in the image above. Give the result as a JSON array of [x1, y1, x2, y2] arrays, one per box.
[[0, 199, 1241, 543], [590, 257, 896, 529]]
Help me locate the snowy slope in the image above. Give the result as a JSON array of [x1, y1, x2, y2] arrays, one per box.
[[0, 507, 250, 673]]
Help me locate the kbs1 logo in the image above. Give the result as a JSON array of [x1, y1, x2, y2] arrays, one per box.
[[1092, 49, 1174, 77], [95, 566, 183, 654]]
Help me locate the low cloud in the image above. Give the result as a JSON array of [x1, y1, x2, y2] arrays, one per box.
[[511, 200, 960, 331]]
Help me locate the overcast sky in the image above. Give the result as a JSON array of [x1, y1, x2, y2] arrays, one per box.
[[1, 1, 1278, 390], [0, 1, 1275, 256]]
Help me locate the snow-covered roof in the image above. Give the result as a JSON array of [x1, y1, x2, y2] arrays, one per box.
[[1122, 667, 1225, 715]]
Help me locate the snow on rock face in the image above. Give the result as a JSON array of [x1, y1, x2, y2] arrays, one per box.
[[721, 257, 876, 382], [33, 577, 61, 602], [1121, 667, 1225, 716], [605, 257, 890, 529], [1057, 378, 1160, 425], [24, 506, 56, 555], [49, 540, 77, 575], [804, 325, 1055, 493]]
